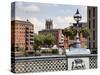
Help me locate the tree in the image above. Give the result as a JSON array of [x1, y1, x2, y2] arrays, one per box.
[[44, 34, 55, 48], [34, 34, 45, 50], [80, 27, 91, 38], [62, 26, 90, 48], [62, 28, 77, 40], [63, 26, 90, 39], [34, 34, 55, 50]]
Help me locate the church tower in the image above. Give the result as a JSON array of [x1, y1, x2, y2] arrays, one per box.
[[45, 19, 53, 30]]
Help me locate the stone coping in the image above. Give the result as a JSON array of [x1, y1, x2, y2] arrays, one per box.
[[11, 54, 97, 62]]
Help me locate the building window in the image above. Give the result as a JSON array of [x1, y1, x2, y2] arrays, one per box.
[[26, 47, 28, 50], [93, 31, 95, 40], [93, 42, 95, 48], [89, 37, 91, 40], [89, 42, 91, 48], [89, 9, 91, 18], [89, 20, 91, 29], [93, 19, 95, 28], [93, 8, 95, 17], [61, 39, 64, 41]]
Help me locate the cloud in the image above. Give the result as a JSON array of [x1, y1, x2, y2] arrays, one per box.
[[29, 16, 74, 34], [64, 16, 75, 25], [14, 15, 86, 34], [11, 16, 23, 21], [28, 17, 45, 34], [53, 16, 76, 29], [13, 16, 44, 34], [12, 2, 87, 35], [24, 5, 40, 12], [15, 16, 23, 20], [29, 16, 76, 34], [16, 2, 40, 13]]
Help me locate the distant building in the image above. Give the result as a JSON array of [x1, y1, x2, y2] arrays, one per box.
[[39, 19, 64, 48], [45, 19, 53, 30], [39, 29, 64, 48], [11, 20, 34, 56], [87, 6, 97, 51]]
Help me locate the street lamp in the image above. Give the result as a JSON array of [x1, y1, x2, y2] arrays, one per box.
[[66, 9, 90, 55], [73, 9, 82, 48], [74, 9, 82, 22]]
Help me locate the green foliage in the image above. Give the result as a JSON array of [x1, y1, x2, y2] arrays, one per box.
[[62, 28, 71, 37], [16, 47, 24, 52], [34, 34, 45, 46], [35, 51, 41, 56], [62, 28, 77, 40], [63, 26, 90, 39], [52, 49, 59, 54], [41, 49, 59, 54], [91, 48, 97, 54], [41, 50, 47, 53], [33, 44, 40, 51], [41, 49, 52, 54], [34, 34, 56, 51], [80, 27, 91, 38], [44, 34, 55, 47]]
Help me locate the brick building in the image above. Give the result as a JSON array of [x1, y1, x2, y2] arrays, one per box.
[[39, 19, 87, 49], [87, 6, 97, 49], [39, 19, 64, 48], [87, 6, 97, 53], [11, 20, 34, 56]]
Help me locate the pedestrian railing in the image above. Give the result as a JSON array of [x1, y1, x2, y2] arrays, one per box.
[[11, 54, 97, 73]]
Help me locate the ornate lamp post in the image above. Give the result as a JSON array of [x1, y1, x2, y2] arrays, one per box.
[[66, 9, 90, 71], [66, 9, 90, 55], [73, 9, 82, 48]]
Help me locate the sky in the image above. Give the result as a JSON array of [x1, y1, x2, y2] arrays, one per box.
[[11, 2, 87, 34]]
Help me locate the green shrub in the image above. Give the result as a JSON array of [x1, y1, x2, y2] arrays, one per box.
[[41, 49, 52, 54], [35, 51, 41, 56], [41, 50, 47, 53], [52, 49, 59, 54]]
